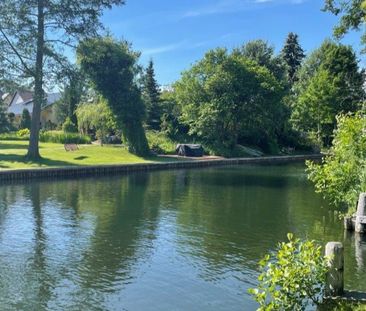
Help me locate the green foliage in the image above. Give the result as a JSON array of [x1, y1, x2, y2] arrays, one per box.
[[0, 132, 28, 141], [307, 113, 366, 214], [76, 99, 117, 143], [292, 41, 364, 146], [40, 131, 91, 144], [0, 99, 11, 133], [174, 48, 286, 155], [142, 59, 162, 130], [17, 128, 30, 137], [323, 0, 366, 49], [234, 40, 286, 81], [249, 233, 328, 311], [281, 32, 305, 84], [160, 90, 188, 140], [77, 37, 150, 156], [0, 0, 125, 159], [19, 109, 31, 130], [55, 69, 85, 125], [62, 117, 78, 133], [146, 130, 177, 154]]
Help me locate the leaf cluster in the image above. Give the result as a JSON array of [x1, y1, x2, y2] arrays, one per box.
[[249, 233, 328, 311]]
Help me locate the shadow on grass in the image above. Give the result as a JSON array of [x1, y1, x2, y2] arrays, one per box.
[[0, 143, 46, 150], [0, 153, 79, 168], [74, 156, 89, 161]]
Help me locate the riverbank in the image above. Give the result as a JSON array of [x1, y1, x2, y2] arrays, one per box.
[[0, 153, 323, 181]]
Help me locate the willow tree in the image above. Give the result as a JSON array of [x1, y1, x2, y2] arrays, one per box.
[[77, 38, 150, 156], [0, 0, 124, 159]]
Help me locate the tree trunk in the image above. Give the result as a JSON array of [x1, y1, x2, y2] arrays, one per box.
[[27, 0, 45, 160]]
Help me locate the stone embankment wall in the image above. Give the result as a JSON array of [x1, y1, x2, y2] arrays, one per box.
[[0, 154, 323, 182]]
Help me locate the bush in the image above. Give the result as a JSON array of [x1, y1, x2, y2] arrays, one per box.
[[17, 128, 30, 137], [249, 233, 328, 311], [19, 109, 31, 130], [0, 132, 29, 141], [307, 113, 366, 214], [146, 130, 177, 154], [62, 117, 78, 133], [40, 131, 91, 144]]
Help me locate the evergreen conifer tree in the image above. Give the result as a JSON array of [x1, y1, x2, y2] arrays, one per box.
[[143, 59, 161, 130], [282, 33, 305, 84]]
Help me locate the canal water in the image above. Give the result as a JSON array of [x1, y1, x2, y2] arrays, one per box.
[[0, 164, 365, 310]]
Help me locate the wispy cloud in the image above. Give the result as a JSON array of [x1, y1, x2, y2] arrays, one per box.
[[143, 41, 187, 55], [181, 0, 306, 19], [141, 33, 241, 57]]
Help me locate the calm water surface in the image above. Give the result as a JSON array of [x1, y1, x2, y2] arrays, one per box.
[[0, 164, 365, 310]]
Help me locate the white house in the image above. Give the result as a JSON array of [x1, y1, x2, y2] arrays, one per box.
[[7, 90, 61, 127]]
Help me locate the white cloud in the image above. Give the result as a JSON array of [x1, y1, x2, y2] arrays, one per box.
[[143, 41, 186, 55], [181, 0, 306, 18]]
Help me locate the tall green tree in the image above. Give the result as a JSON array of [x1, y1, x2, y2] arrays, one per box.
[[142, 59, 161, 130], [323, 0, 366, 48], [281, 32, 305, 84], [292, 41, 364, 145], [0, 0, 124, 159], [19, 108, 31, 130], [234, 40, 286, 82], [76, 99, 116, 145], [55, 68, 85, 126], [77, 38, 150, 156], [175, 48, 285, 155]]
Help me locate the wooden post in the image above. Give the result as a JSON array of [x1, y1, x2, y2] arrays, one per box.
[[325, 242, 344, 297], [344, 216, 355, 231], [355, 193, 366, 233]]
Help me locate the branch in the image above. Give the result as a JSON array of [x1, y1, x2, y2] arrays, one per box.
[[45, 39, 76, 49], [0, 26, 35, 77]]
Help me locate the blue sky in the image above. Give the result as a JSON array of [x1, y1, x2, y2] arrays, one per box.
[[102, 0, 363, 85]]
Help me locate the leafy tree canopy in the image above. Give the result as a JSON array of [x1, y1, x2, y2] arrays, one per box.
[[234, 40, 286, 82], [77, 37, 150, 155], [292, 40, 364, 145], [323, 0, 366, 49], [174, 48, 286, 155]]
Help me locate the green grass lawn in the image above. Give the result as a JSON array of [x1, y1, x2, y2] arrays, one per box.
[[0, 141, 174, 170]]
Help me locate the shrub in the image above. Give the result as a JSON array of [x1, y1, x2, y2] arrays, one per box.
[[249, 233, 328, 311], [19, 109, 31, 130], [40, 131, 91, 144], [146, 130, 177, 154], [17, 128, 30, 137], [0, 132, 28, 141], [307, 113, 366, 214], [62, 117, 78, 133]]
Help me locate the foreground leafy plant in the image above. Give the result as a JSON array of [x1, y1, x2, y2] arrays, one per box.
[[249, 234, 328, 311]]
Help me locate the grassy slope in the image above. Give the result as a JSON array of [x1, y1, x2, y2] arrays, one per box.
[[0, 141, 171, 170]]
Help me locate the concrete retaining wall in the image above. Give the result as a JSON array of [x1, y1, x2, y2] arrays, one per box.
[[0, 154, 323, 182]]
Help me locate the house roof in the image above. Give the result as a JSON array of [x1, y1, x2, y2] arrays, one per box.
[[7, 90, 62, 115]]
